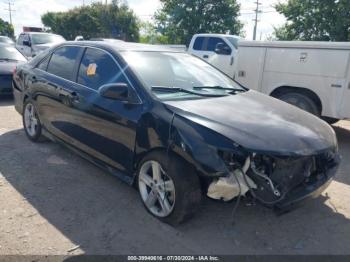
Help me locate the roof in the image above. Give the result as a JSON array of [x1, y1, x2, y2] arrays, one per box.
[[193, 33, 240, 38], [20, 32, 62, 36], [238, 40, 350, 50], [64, 41, 185, 53]]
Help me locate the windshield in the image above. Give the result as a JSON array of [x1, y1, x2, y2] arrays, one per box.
[[225, 36, 239, 49], [31, 34, 65, 45], [121, 51, 245, 100], [0, 37, 14, 44], [0, 46, 27, 61]]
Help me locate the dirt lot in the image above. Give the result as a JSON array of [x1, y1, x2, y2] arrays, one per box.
[[0, 96, 349, 255]]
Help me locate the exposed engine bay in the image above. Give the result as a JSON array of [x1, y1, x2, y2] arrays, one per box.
[[207, 151, 339, 208]]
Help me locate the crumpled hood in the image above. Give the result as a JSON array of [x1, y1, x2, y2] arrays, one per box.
[[164, 90, 337, 156]]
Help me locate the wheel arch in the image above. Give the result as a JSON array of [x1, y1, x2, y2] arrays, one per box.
[[133, 147, 208, 189], [270, 86, 323, 115]]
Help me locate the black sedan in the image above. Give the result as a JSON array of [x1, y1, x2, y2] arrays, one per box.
[[13, 41, 340, 225], [0, 43, 27, 95]]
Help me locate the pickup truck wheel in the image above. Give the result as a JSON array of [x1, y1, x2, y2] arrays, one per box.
[[137, 151, 202, 225], [278, 92, 320, 116]]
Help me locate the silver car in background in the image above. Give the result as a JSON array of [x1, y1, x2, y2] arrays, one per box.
[[16, 32, 65, 58]]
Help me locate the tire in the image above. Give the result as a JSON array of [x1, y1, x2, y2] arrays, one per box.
[[137, 151, 202, 225], [278, 92, 320, 116], [22, 100, 44, 142], [322, 116, 339, 125]]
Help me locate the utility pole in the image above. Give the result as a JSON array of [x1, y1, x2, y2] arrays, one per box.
[[252, 0, 262, 40], [4, 1, 15, 25]]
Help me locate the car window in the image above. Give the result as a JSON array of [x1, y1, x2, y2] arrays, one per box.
[[78, 48, 125, 90], [31, 34, 65, 45], [37, 55, 51, 71], [206, 37, 230, 52], [23, 34, 30, 42], [225, 36, 239, 49], [121, 51, 245, 101], [47, 46, 81, 81], [0, 46, 27, 61], [17, 34, 24, 45], [193, 37, 205, 51]]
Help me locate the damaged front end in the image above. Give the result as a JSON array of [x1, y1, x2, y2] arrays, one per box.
[[207, 150, 340, 210]]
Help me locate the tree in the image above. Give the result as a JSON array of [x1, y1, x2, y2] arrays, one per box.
[[0, 18, 14, 38], [274, 0, 350, 41], [155, 0, 242, 45], [139, 21, 170, 44], [42, 1, 139, 41]]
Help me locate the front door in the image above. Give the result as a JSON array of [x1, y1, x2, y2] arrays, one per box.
[[207, 37, 235, 78]]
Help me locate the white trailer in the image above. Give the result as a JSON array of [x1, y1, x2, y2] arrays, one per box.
[[234, 41, 350, 123]]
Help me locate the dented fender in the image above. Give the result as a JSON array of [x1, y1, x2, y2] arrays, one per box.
[[169, 113, 246, 177]]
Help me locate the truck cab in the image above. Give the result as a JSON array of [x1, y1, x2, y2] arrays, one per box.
[[188, 34, 239, 78], [16, 32, 65, 58]]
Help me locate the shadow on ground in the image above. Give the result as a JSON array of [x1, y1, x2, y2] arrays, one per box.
[[0, 128, 349, 255], [333, 126, 350, 185]]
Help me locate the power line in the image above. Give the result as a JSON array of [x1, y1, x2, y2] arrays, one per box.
[[4, 0, 15, 25]]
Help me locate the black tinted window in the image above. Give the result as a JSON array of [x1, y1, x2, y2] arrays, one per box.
[[206, 37, 229, 52], [193, 37, 205, 50], [78, 48, 123, 90], [37, 55, 50, 71], [47, 46, 81, 81]]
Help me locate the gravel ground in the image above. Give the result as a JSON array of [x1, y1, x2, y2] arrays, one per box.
[[0, 97, 349, 255]]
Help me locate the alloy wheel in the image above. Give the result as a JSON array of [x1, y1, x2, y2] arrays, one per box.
[[138, 160, 176, 217], [24, 103, 39, 137]]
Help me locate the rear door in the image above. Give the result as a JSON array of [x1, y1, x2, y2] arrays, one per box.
[[34, 45, 84, 140], [54, 47, 143, 174]]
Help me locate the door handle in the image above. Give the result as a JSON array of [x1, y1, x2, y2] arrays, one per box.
[[69, 91, 80, 102], [203, 55, 209, 59]]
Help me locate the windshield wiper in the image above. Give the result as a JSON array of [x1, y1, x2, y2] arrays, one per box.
[[151, 86, 228, 97], [193, 85, 245, 92]]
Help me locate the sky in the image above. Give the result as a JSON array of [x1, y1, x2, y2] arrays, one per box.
[[0, 0, 287, 40]]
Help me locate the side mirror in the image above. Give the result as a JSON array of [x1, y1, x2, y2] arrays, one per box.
[[215, 42, 231, 55], [99, 83, 129, 100], [23, 40, 31, 47]]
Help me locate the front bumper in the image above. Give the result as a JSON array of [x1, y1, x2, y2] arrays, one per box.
[[274, 154, 340, 211]]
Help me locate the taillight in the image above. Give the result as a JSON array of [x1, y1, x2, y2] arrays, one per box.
[[13, 67, 16, 76]]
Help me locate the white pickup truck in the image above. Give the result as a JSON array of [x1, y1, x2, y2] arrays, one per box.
[[188, 33, 239, 78], [189, 35, 350, 123]]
